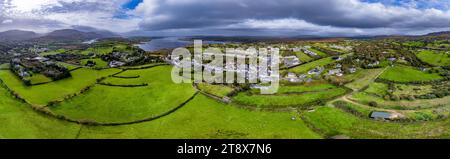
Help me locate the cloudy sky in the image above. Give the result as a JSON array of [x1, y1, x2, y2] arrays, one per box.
[[0, 0, 450, 36]]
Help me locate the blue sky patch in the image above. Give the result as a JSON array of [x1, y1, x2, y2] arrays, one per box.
[[123, 0, 143, 10]]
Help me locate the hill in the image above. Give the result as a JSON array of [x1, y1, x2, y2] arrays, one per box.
[[0, 30, 40, 42], [425, 31, 450, 36], [33, 29, 115, 42], [70, 25, 120, 38]]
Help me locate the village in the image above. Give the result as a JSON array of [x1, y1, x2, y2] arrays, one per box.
[[0, 30, 448, 140]]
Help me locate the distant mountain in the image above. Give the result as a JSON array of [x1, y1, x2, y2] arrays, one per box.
[[425, 31, 450, 36], [0, 30, 40, 42], [34, 29, 112, 42], [70, 25, 120, 38], [46, 29, 103, 39]]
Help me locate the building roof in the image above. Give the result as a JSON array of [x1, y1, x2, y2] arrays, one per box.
[[370, 112, 393, 119]]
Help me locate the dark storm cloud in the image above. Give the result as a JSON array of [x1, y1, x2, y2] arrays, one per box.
[[0, 18, 66, 32], [43, 1, 115, 13], [1, 0, 449, 36], [135, 0, 450, 31]]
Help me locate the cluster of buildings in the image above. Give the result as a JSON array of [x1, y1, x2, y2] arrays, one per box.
[[283, 56, 301, 68], [303, 48, 318, 56], [171, 48, 280, 83], [329, 44, 352, 51], [283, 65, 357, 83], [367, 61, 380, 67], [284, 72, 310, 83], [101, 51, 163, 68], [291, 46, 318, 57], [308, 66, 325, 75], [10, 54, 71, 84]]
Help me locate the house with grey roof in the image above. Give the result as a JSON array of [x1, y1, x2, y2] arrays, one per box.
[[370, 112, 396, 120]]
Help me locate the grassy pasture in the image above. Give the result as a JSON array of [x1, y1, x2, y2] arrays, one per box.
[[120, 63, 166, 69], [0, 86, 80, 139], [113, 44, 129, 51], [0, 68, 120, 106], [295, 51, 313, 62], [28, 74, 53, 85], [77, 94, 322, 139], [40, 49, 66, 56], [379, 65, 443, 83], [287, 57, 335, 74], [393, 84, 434, 96], [57, 62, 80, 70], [233, 87, 348, 108], [276, 84, 336, 94], [101, 66, 169, 85], [81, 47, 113, 55], [364, 82, 388, 96], [0, 63, 10, 69], [100, 77, 146, 86], [197, 83, 234, 98], [351, 92, 450, 110], [403, 41, 425, 48], [80, 58, 108, 68], [303, 106, 450, 139], [417, 50, 450, 66], [345, 68, 385, 91], [50, 66, 197, 123], [309, 48, 328, 57], [333, 100, 449, 121]]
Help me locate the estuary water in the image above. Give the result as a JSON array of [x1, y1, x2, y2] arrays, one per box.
[[137, 37, 226, 52]]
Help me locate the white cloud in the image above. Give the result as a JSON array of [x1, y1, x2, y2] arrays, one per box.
[[0, 0, 138, 32], [0, 0, 450, 36], [1, 19, 13, 24], [227, 19, 320, 30]]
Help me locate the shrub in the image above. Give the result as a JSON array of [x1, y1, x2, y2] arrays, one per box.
[[368, 101, 378, 107], [390, 95, 400, 101], [78, 119, 98, 125], [407, 95, 416, 101]]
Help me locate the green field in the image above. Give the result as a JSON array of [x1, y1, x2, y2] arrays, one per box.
[[303, 107, 450, 139], [81, 47, 113, 55], [80, 58, 108, 68], [78, 94, 322, 139], [1, 37, 449, 139], [336, 100, 450, 123], [120, 63, 166, 69], [403, 41, 425, 48], [351, 92, 450, 110], [273, 83, 336, 94], [233, 87, 348, 108], [393, 84, 434, 96], [379, 65, 443, 83], [295, 52, 313, 62], [417, 50, 450, 66], [0, 63, 9, 69], [51, 66, 197, 123], [309, 48, 328, 57], [364, 82, 388, 96], [287, 57, 335, 74], [197, 83, 234, 98], [0, 68, 120, 106], [345, 68, 385, 91], [40, 49, 66, 56], [57, 62, 80, 70], [0, 86, 80, 139], [28, 74, 53, 85], [0, 84, 321, 138]]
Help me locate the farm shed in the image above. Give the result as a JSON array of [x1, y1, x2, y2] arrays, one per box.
[[370, 112, 395, 120]]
